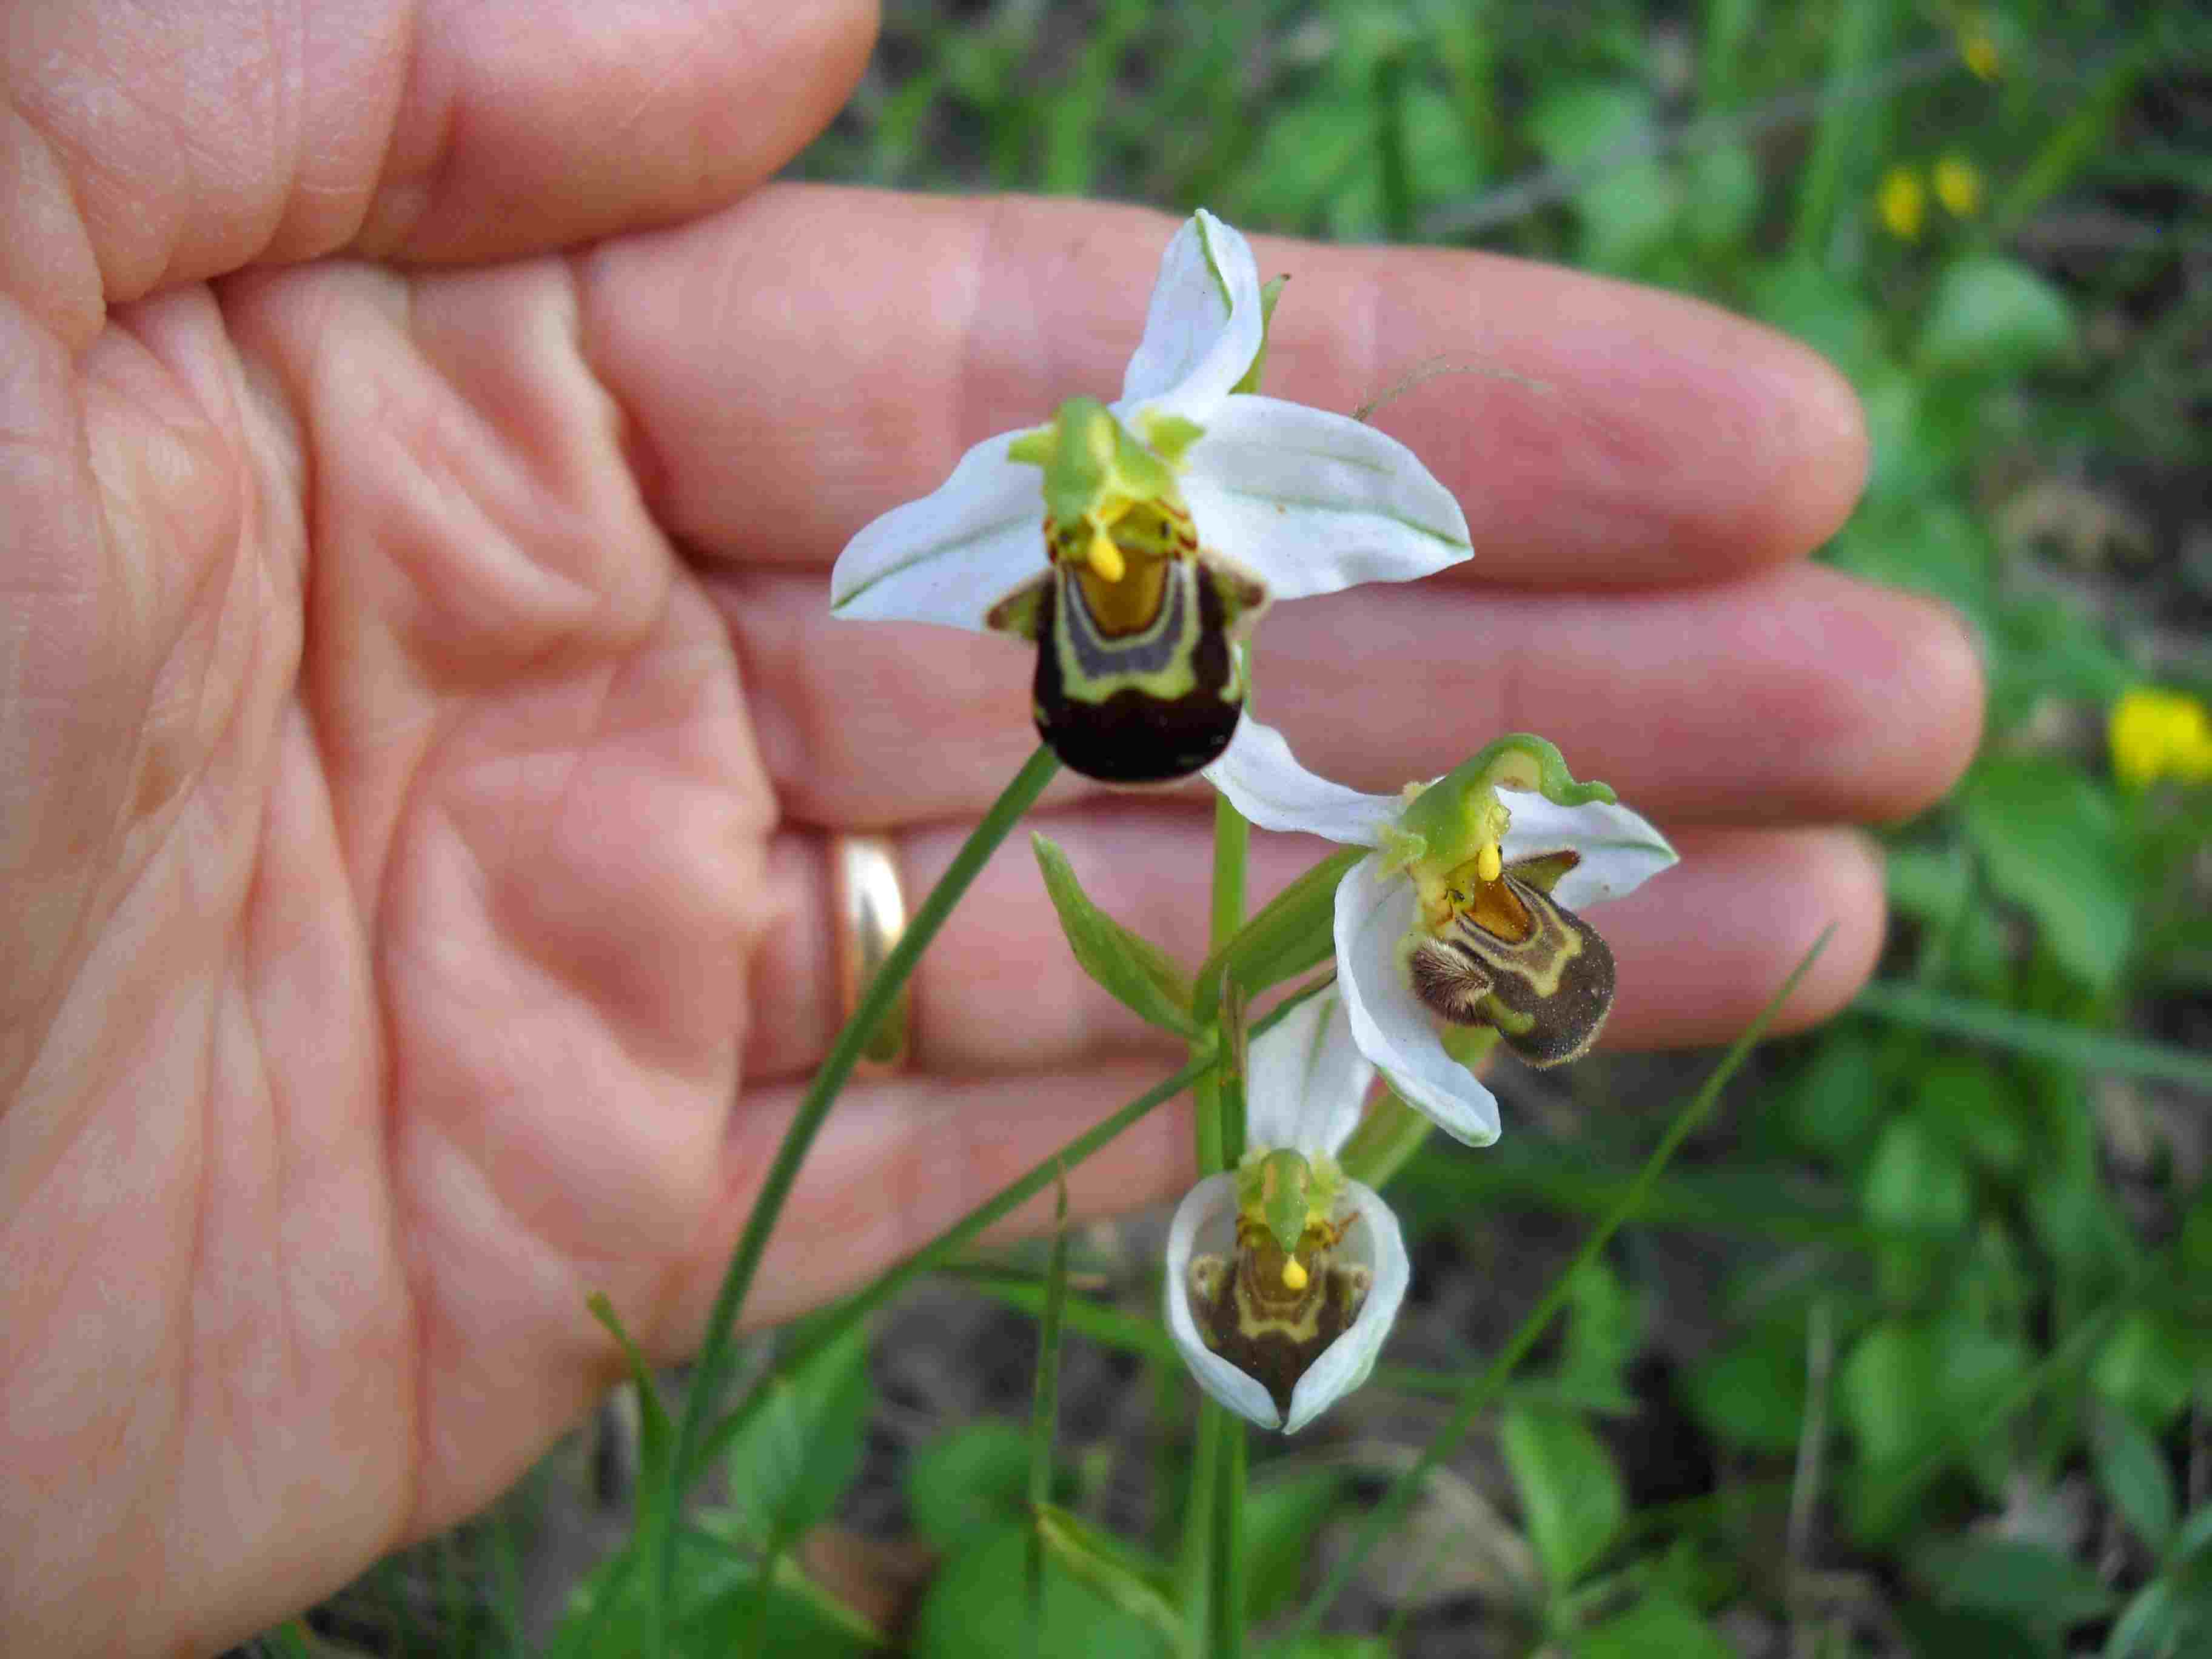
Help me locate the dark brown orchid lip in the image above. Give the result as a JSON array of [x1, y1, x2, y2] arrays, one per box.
[[1187, 1214, 1373, 1420], [1406, 853, 1618, 1069]]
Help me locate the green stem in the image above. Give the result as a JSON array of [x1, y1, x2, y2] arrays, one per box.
[[1210, 791, 1249, 948], [1180, 1397, 1223, 1644], [1212, 1416, 1247, 1658], [649, 745, 1061, 1653], [1212, 792, 1250, 1164], [1286, 927, 1835, 1641], [1182, 788, 1253, 1651]]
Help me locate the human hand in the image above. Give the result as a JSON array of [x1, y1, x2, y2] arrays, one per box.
[[0, 1, 1980, 1651]]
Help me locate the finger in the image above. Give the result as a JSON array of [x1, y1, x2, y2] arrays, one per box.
[[4, 0, 875, 344], [713, 561, 1981, 831], [743, 810, 1885, 1085], [580, 185, 1866, 591]]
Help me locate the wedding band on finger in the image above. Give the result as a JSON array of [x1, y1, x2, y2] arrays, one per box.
[[828, 831, 913, 1073]]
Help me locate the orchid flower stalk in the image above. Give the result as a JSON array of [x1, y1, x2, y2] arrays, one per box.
[[1165, 990, 1410, 1433], [830, 210, 1470, 783], [1208, 722, 1678, 1145]]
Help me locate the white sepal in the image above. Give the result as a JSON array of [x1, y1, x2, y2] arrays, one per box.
[[1245, 990, 1373, 1158], [828, 431, 1038, 629], [1282, 1180, 1407, 1435], [1118, 209, 1264, 421], [1179, 395, 1472, 601], [1333, 855, 1503, 1147], [1497, 788, 1680, 910], [1163, 1173, 1283, 1430], [1204, 718, 1401, 845]]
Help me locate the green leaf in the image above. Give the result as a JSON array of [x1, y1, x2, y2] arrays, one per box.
[[1839, 1319, 1940, 1468], [552, 1533, 882, 1658], [1204, 847, 1365, 1004], [1777, 1025, 1882, 1156], [1336, 1085, 1434, 1191], [1862, 1118, 1971, 1235], [1829, 500, 1991, 613], [1682, 1321, 1808, 1455], [1242, 1471, 1348, 1624], [1960, 757, 2134, 991], [1577, 160, 1682, 271], [2102, 1578, 2202, 1659], [1555, 1261, 1641, 1403], [2093, 1409, 2179, 1555], [1574, 1594, 1737, 1659], [2182, 1187, 2212, 1282], [2173, 1504, 2212, 1572], [909, 1522, 1165, 1659], [2093, 1309, 2201, 1430], [1748, 256, 1883, 380], [1918, 254, 2075, 379], [1898, 1600, 2063, 1659], [255, 1622, 317, 1658], [1917, 1053, 2026, 1176], [1526, 81, 1647, 166], [721, 1317, 874, 1546], [1033, 835, 1199, 1038], [1914, 1536, 2117, 1629], [1033, 1503, 1188, 1651], [1862, 1118, 1971, 1299], [905, 1421, 1034, 1552], [1683, 143, 1758, 250], [1499, 1404, 1624, 1593]]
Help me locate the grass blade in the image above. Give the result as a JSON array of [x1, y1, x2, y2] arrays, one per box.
[[1852, 980, 2212, 1089]]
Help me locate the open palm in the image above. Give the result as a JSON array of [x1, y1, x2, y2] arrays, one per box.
[[0, 4, 1982, 1652]]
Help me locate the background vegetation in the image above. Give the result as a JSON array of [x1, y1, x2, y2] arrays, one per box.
[[264, 2, 2211, 1654]]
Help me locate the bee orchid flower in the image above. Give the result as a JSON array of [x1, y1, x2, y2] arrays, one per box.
[[1165, 990, 1409, 1433], [1206, 722, 1678, 1145], [829, 209, 1471, 783]]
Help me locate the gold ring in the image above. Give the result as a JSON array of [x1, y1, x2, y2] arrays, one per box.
[[828, 832, 912, 1073]]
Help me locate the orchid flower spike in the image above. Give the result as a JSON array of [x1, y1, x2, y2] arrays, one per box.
[[1207, 723, 1678, 1145], [830, 209, 1470, 784], [1165, 990, 1409, 1433]]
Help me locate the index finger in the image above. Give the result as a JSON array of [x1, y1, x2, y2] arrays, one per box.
[[581, 185, 1866, 590]]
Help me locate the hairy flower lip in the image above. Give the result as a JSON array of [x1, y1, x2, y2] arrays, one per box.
[[1206, 717, 1678, 1145], [1164, 991, 1410, 1433]]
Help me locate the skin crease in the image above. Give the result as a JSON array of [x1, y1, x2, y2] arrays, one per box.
[[0, 2, 1985, 1652]]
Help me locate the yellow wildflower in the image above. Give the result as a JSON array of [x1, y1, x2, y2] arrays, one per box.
[[1878, 166, 1926, 241], [1934, 153, 1983, 218], [2110, 688, 2212, 789], [1961, 26, 2001, 81]]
